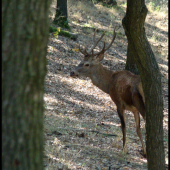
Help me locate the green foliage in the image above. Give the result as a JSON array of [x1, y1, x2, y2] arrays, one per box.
[[150, 1, 155, 8], [155, 5, 160, 11], [53, 27, 61, 38], [150, 1, 161, 11]]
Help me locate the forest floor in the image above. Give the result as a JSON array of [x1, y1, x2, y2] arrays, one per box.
[[44, 0, 168, 169]]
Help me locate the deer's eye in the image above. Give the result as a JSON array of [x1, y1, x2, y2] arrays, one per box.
[[85, 55, 88, 58], [84, 63, 90, 67]]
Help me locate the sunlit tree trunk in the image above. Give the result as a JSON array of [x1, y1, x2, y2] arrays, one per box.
[[2, 0, 51, 169]]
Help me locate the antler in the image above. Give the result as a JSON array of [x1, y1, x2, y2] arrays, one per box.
[[79, 28, 116, 57], [78, 45, 88, 55], [92, 28, 116, 56], [103, 28, 116, 52], [89, 29, 105, 53]]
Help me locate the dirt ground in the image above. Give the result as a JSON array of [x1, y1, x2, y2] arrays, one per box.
[[44, 1, 168, 169]]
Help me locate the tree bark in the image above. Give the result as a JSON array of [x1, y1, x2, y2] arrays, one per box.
[[53, 0, 69, 28], [2, 0, 51, 169], [125, 42, 139, 75], [57, 0, 68, 18], [122, 0, 165, 169]]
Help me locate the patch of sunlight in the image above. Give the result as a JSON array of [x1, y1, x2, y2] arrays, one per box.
[[159, 64, 168, 71], [155, 21, 168, 31], [132, 155, 147, 164], [165, 157, 168, 165], [120, 2, 127, 8], [44, 94, 57, 102], [104, 121, 121, 127]]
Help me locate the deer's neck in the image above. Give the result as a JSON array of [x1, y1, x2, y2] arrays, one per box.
[[90, 64, 113, 94]]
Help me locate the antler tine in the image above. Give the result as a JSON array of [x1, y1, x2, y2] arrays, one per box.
[[91, 41, 106, 56], [84, 46, 91, 56], [79, 44, 88, 55], [90, 30, 106, 53], [78, 44, 86, 55], [103, 28, 116, 52], [79, 28, 116, 57], [79, 44, 93, 56], [89, 28, 116, 56]]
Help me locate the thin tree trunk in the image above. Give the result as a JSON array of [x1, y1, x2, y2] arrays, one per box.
[[2, 0, 51, 169], [122, 0, 165, 169]]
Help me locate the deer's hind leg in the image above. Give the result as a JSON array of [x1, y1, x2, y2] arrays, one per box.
[[133, 111, 146, 156], [132, 91, 146, 121], [117, 107, 127, 153], [132, 92, 146, 156]]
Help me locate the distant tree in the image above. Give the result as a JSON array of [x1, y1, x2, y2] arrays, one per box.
[[122, 0, 165, 169], [53, 0, 69, 29], [2, 0, 51, 169]]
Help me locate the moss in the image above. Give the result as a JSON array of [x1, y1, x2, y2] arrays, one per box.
[[49, 26, 77, 40], [49, 26, 58, 33]]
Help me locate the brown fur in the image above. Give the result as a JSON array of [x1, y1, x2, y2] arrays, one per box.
[[70, 29, 146, 156], [71, 64, 146, 156]]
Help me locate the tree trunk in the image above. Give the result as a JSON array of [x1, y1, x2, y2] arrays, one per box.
[[57, 0, 68, 18], [125, 41, 139, 75], [2, 0, 51, 169], [122, 0, 165, 169], [53, 0, 68, 28]]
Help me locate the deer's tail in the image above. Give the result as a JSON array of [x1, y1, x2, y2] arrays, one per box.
[[138, 82, 145, 104]]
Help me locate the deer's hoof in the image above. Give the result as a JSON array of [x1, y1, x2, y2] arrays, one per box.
[[122, 147, 128, 154], [139, 149, 147, 158]]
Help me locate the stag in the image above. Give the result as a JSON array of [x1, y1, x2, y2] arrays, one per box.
[[70, 28, 146, 156]]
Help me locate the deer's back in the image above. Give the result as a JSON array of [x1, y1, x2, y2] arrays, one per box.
[[109, 70, 143, 111]]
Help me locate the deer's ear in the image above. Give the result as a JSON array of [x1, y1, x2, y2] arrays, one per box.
[[95, 53, 104, 61]]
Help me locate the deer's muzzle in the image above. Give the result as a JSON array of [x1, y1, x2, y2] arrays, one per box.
[[70, 70, 79, 78]]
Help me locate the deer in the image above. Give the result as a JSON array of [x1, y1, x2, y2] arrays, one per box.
[[70, 28, 146, 157]]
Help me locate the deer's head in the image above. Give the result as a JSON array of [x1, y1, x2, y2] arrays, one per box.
[[70, 28, 116, 78]]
